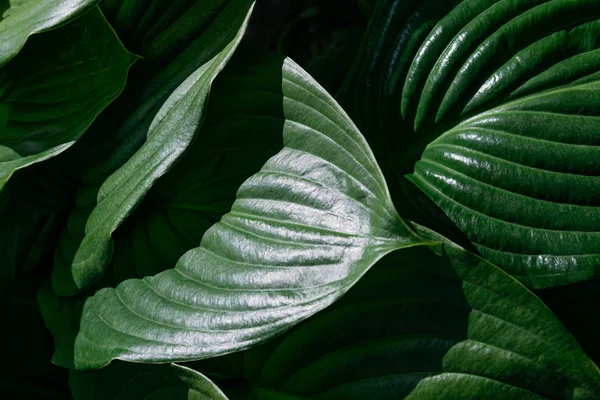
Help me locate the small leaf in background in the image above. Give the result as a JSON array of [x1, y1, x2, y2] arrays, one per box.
[[0, 0, 100, 66], [74, 54, 425, 369], [70, 362, 228, 400], [0, 7, 135, 190]]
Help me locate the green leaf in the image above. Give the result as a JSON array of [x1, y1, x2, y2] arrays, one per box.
[[100, 0, 229, 65], [42, 46, 286, 370], [0, 0, 100, 67], [1, 286, 70, 398], [48, 0, 258, 297], [74, 54, 425, 369], [207, 229, 600, 399], [343, 0, 600, 288], [0, 7, 135, 191], [37, 283, 84, 369], [70, 362, 228, 400], [68, 2, 255, 291], [85, 45, 285, 289]]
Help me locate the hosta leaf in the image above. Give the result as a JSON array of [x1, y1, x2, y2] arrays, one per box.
[[49, 0, 257, 296], [74, 56, 425, 369], [0, 0, 99, 66], [91, 46, 284, 288], [70, 362, 228, 400], [68, 2, 255, 291], [208, 230, 600, 399], [0, 7, 134, 191], [41, 47, 286, 370], [409, 82, 600, 288], [100, 0, 228, 65], [344, 0, 600, 288]]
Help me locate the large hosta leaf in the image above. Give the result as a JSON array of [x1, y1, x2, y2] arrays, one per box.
[[0, 7, 134, 190], [70, 362, 228, 400], [343, 0, 600, 288], [68, 2, 255, 291], [100, 0, 228, 66], [205, 230, 600, 399], [410, 82, 600, 288], [74, 56, 425, 369], [0, 0, 99, 66]]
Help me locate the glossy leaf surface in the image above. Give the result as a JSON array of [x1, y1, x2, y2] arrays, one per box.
[[0, 7, 134, 190], [211, 230, 600, 399], [0, 0, 100, 66], [404, 0, 600, 288], [41, 47, 285, 371], [74, 56, 424, 369]]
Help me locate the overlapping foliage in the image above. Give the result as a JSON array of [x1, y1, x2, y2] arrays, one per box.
[[3, 0, 600, 398]]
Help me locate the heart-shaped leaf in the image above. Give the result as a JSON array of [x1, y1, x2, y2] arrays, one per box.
[[74, 54, 425, 369], [203, 228, 600, 399], [0, 7, 134, 190], [0, 0, 100, 66]]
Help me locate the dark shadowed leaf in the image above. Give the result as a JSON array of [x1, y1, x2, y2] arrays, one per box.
[[0, 0, 99, 66], [70, 362, 228, 400], [342, 0, 600, 288], [0, 7, 134, 190]]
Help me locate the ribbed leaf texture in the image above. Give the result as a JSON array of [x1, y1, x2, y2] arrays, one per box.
[[341, 0, 600, 288], [74, 56, 423, 369]]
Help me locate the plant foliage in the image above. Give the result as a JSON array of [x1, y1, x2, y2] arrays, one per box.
[[3, 0, 600, 398]]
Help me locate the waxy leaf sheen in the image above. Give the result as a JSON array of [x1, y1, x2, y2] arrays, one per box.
[[74, 56, 425, 369], [342, 0, 600, 288]]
